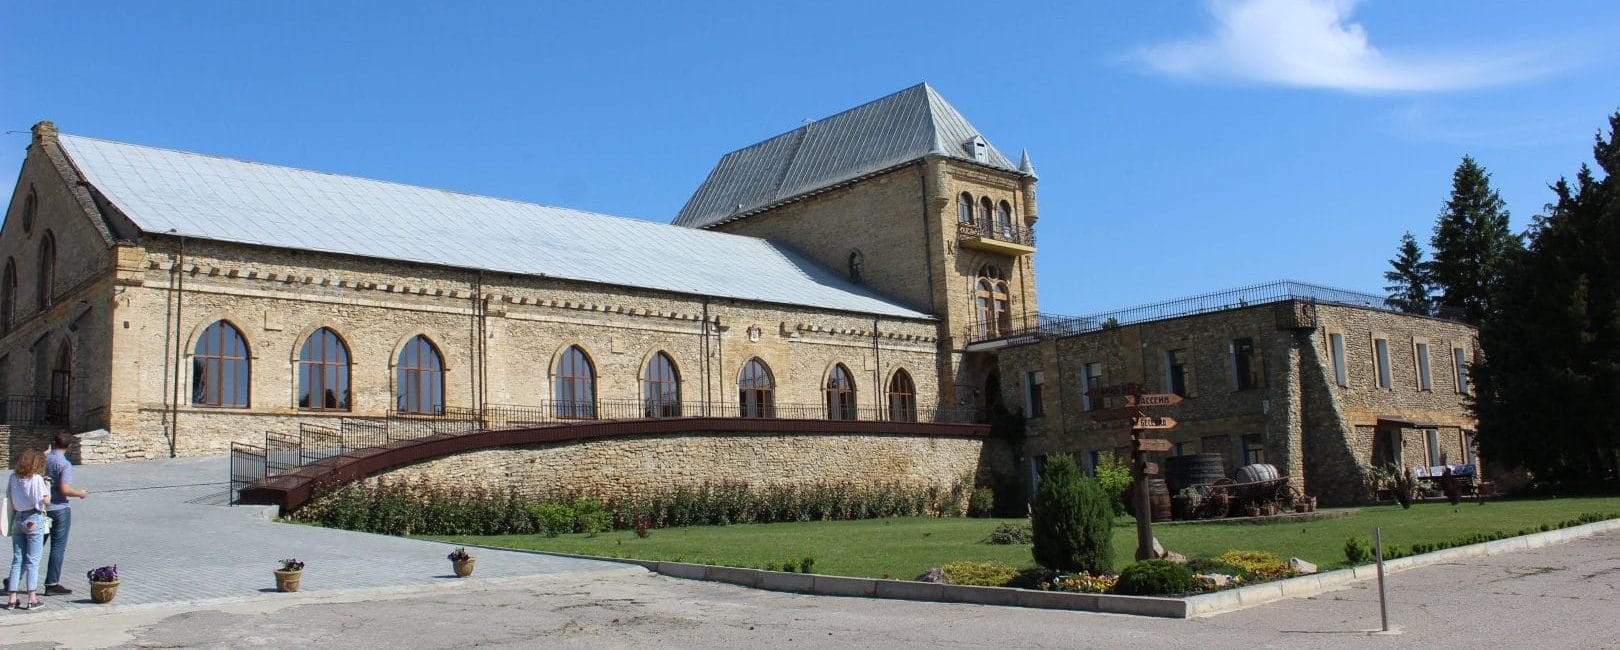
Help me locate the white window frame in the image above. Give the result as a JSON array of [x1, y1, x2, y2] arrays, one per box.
[[1329, 332, 1348, 387], [1414, 341, 1432, 391], [1453, 347, 1470, 394], [1373, 337, 1392, 389]]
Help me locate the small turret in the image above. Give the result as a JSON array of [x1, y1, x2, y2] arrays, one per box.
[[1018, 149, 1037, 179]]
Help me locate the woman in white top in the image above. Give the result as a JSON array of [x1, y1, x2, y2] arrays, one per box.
[[8, 450, 50, 610]]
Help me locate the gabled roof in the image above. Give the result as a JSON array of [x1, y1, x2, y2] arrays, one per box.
[[55, 134, 930, 319], [673, 83, 1023, 229]]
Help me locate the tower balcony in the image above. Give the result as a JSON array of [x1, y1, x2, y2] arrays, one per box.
[[956, 221, 1035, 255]]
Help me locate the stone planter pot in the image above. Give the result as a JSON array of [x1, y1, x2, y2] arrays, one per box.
[[275, 569, 302, 593], [452, 558, 476, 578], [89, 580, 120, 604]]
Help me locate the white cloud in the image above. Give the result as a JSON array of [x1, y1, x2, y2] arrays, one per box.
[[1133, 0, 1551, 92]]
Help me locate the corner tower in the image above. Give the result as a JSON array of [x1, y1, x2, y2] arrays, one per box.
[[675, 83, 1041, 413]]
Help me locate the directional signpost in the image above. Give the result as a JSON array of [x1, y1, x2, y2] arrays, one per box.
[[1087, 384, 1184, 560]]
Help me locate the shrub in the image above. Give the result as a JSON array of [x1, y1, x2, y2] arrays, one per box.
[[530, 503, 576, 537], [1344, 536, 1372, 565], [1214, 550, 1296, 580], [968, 487, 996, 518], [982, 522, 1033, 545], [1030, 455, 1114, 574], [577, 511, 613, 536], [633, 518, 652, 538], [798, 556, 816, 574], [1113, 560, 1195, 595], [1051, 573, 1116, 593], [1092, 454, 1133, 516], [941, 561, 1019, 587], [1393, 469, 1417, 509]]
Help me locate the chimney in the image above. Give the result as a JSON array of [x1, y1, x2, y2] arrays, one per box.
[[32, 121, 59, 147]]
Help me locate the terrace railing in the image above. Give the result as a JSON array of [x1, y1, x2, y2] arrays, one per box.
[[964, 280, 1400, 344], [0, 396, 68, 425]]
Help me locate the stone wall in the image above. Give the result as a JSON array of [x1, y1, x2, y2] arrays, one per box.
[[992, 300, 1479, 504], [370, 431, 1000, 504]]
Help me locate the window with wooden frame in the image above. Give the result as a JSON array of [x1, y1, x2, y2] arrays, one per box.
[[1082, 362, 1104, 411], [887, 369, 917, 422], [995, 200, 1013, 238], [738, 358, 775, 418], [975, 265, 1011, 338], [1164, 348, 1188, 396], [643, 351, 680, 417], [298, 328, 351, 411], [191, 320, 250, 408], [552, 345, 594, 418], [825, 364, 857, 420], [1231, 337, 1258, 390], [957, 192, 975, 224], [397, 335, 445, 415]]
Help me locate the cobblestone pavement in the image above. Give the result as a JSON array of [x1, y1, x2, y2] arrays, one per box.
[[4, 519, 1617, 647], [0, 456, 627, 613]]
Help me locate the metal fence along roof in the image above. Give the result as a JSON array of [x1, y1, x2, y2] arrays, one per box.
[[58, 134, 930, 319]]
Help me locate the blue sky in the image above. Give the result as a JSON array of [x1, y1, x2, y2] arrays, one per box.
[[4, 1, 1617, 315]]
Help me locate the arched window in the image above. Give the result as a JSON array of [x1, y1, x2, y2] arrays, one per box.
[[644, 351, 680, 417], [738, 358, 774, 418], [397, 335, 445, 415], [192, 320, 250, 408], [977, 197, 993, 230], [1, 258, 15, 336], [996, 201, 1013, 238], [37, 231, 55, 311], [21, 187, 36, 233], [48, 342, 71, 423], [554, 345, 595, 418], [888, 369, 917, 422], [957, 192, 974, 224], [825, 364, 857, 420], [975, 266, 1011, 339], [298, 328, 351, 411]]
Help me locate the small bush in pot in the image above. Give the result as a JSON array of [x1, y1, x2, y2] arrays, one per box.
[[275, 558, 304, 593], [1112, 559, 1195, 595], [448, 547, 476, 578], [87, 565, 120, 604]]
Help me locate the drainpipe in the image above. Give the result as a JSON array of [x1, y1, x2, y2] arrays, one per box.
[[168, 232, 185, 458], [700, 298, 710, 415]]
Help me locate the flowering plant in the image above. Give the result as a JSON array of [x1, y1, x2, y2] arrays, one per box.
[[1051, 572, 1117, 594], [447, 547, 472, 562], [278, 558, 305, 572], [86, 565, 119, 583]]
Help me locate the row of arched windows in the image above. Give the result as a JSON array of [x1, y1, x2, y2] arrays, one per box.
[[189, 320, 923, 421], [0, 230, 56, 337], [957, 192, 1014, 237]]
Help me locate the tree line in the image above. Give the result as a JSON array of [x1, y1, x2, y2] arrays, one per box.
[[1383, 111, 1620, 484]]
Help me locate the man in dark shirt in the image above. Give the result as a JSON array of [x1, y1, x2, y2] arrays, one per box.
[[43, 433, 88, 596]]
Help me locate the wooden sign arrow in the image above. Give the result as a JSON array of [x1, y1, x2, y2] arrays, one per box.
[[1135, 438, 1173, 453], [1141, 461, 1160, 476], [1088, 407, 1138, 422], [1083, 382, 1143, 399], [1131, 416, 1178, 430], [1123, 393, 1184, 408]]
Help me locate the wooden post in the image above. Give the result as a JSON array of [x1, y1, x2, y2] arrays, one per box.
[[1133, 426, 1154, 561]]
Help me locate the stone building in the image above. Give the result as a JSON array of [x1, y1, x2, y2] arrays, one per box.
[[0, 83, 1476, 505], [987, 283, 1479, 504]]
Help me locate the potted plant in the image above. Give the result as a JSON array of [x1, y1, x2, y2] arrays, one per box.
[[447, 547, 475, 578], [87, 565, 120, 604], [275, 558, 304, 592]]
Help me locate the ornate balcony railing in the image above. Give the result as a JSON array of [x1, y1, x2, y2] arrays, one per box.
[[956, 221, 1035, 250], [0, 396, 67, 425]]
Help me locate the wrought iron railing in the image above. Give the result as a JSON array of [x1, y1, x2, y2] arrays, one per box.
[[229, 398, 984, 502], [956, 221, 1035, 248], [964, 280, 1399, 344], [0, 396, 67, 425]]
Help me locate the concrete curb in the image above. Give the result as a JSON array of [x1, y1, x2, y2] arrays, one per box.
[[450, 517, 1620, 620], [1184, 517, 1620, 617]]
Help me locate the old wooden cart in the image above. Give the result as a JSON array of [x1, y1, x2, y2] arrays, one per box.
[[1191, 464, 1299, 518]]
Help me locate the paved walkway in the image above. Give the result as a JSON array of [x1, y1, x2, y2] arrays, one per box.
[[3, 529, 1617, 648], [0, 456, 628, 612]]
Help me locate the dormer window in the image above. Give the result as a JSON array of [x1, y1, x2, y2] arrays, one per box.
[[965, 136, 989, 163]]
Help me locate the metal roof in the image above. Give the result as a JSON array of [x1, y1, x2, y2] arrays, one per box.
[[56, 134, 930, 319], [673, 83, 1023, 229]]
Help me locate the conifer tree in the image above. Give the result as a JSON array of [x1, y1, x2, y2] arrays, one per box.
[[1430, 156, 1522, 323], [1383, 231, 1435, 315], [1474, 112, 1620, 483]]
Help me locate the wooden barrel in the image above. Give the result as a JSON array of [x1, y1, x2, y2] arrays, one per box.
[[1234, 463, 1280, 485], [1125, 478, 1172, 522], [1165, 453, 1226, 495]]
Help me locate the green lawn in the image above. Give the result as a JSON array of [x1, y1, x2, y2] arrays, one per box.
[[426, 496, 1620, 579]]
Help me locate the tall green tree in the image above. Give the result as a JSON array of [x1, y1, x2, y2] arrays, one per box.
[[1029, 454, 1114, 574], [1474, 112, 1620, 483], [1430, 156, 1522, 324], [1383, 231, 1435, 315]]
